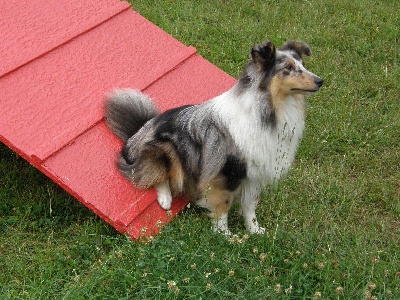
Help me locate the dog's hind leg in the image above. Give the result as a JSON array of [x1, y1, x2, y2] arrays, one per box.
[[156, 181, 172, 210], [212, 213, 230, 235], [198, 182, 234, 235]]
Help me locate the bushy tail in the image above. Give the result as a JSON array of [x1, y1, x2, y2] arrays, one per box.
[[105, 89, 158, 141]]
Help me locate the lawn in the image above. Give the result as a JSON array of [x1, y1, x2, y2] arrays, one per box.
[[1, 0, 399, 298]]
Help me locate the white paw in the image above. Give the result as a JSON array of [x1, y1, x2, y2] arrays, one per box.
[[250, 225, 265, 235], [156, 181, 172, 210], [213, 226, 233, 236], [246, 217, 265, 234], [212, 213, 231, 235], [157, 193, 172, 210]]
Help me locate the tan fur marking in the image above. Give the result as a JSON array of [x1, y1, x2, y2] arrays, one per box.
[[269, 75, 295, 114], [133, 142, 185, 194], [135, 149, 169, 189], [197, 179, 235, 221], [167, 151, 185, 195], [253, 53, 264, 72], [269, 71, 315, 114]]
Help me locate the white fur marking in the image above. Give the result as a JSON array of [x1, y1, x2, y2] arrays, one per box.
[[156, 181, 172, 210], [212, 213, 232, 235], [240, 181, 266, 234]]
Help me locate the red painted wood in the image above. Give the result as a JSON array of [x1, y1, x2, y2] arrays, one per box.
[[127, 197, 188, 239], [0, 1, 235, 238], [0, 0, 130, 77], [0, 8, 196, 165], [144, 54, 236, 111]]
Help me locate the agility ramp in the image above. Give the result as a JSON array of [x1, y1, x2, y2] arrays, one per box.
[[0, 0, 235, 238]]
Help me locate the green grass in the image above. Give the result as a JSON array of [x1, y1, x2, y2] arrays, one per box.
[[1, 0, 399, 298]]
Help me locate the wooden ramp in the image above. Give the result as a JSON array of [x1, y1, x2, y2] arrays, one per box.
[[0, 0, 235, 238]]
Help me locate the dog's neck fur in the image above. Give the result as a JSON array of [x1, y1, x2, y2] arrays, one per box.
[[211, 85, 305, 184]]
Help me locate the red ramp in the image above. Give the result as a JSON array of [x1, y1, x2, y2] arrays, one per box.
[[0, 0, 235, 238]]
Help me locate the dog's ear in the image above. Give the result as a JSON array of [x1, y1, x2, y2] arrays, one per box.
[[251, 41, 276, 70], [279, 40, 312, 59]]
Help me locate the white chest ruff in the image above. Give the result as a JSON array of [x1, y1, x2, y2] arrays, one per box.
[[247, 110, 304, 183], [215, 92, 305, 184]]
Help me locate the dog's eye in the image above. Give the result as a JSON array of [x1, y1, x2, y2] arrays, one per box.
[[285, 64, 294, 72]]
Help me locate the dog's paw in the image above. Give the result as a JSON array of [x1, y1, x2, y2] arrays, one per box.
[[250, 225, 266, 235], [157, 193, 172, 210], [212, 213, 232, 235], [156, 181, 172, 210], [245, 217, 266, 234], [213, 226, 233, 236]]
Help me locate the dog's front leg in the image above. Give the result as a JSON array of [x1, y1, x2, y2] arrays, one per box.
[[242, 201, 265, 234], [240, 183, 265, 234]]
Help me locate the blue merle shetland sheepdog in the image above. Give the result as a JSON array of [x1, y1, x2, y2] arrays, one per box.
[[105, 40, 323, 235]]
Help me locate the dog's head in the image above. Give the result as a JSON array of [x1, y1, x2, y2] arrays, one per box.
[[241, 40, 323, 97]]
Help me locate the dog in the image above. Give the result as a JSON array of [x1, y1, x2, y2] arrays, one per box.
[[105, 40, 323, 235]]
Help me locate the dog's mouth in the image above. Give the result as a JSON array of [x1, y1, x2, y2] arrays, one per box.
[[290, 88, 319, 93]]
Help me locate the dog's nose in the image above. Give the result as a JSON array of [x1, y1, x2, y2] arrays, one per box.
[[315, 77, 324, 88]]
